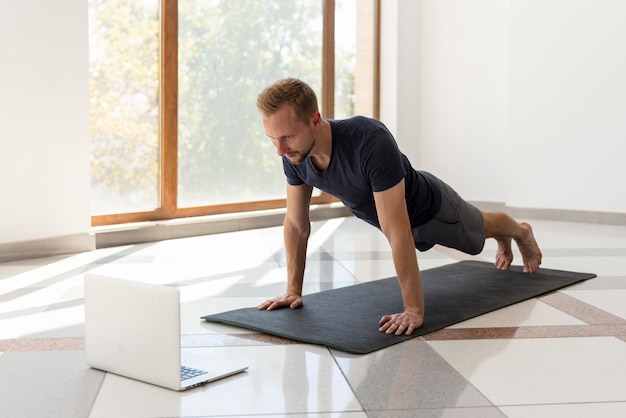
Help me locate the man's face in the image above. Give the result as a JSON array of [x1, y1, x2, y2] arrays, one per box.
[[262, 104, 315, 165]]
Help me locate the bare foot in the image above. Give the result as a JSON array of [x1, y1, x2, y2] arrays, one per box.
[[515, 222, 542, 273], [495, 237, 514, 270]]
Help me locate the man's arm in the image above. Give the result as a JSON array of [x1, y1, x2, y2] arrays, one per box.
[[373, 179, 425, 335], [258, 182, 313, 310]]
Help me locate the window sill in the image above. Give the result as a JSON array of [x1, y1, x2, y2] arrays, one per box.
[[92, 202, 352, 248]]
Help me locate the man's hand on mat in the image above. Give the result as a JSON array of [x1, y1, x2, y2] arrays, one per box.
[[257, 292, 303, 311], [378, 310, 423, 336]]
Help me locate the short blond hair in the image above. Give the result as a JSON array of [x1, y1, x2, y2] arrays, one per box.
[[257, 78, 319, 124]]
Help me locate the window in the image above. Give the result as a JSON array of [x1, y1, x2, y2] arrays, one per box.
[[177, 0, 324, 208], [335, 0, 379, 119], [89, 0, 161, 215], [90, 0, 379, 226]]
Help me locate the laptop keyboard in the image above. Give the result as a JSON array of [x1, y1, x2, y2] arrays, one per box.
[[181, 365, 208, 381]]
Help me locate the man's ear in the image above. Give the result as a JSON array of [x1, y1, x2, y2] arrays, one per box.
[[311, 111, 322, 127]]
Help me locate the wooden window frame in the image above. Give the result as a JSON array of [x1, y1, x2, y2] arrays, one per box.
[[92, 0, 380, 227]]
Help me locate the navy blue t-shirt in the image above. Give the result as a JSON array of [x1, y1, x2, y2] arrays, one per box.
[[283, 116, 442, 229]]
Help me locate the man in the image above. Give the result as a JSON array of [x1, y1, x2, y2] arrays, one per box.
[[256, 78, 542, 336]]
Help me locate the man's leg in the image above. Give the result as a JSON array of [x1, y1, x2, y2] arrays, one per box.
[[481, 211, 543, 273]]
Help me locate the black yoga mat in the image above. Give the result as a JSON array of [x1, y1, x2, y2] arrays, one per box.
[[202, 261, 595, 354]]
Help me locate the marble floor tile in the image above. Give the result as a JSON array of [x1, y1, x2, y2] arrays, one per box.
[[563, 289, 626, 320], [428, 337, 626, 405], [447, 298, 585, 328], [181, 297, 264, 334], [500, 402, 626, 418], [0, 302, 85, 340], [0, 351, 104, 418], [367, 406, 507, 418], [539, 256, 626, 277], [332, 340, 494, 411], [89, 345, 362, 417], [1, 217, 626, 417]]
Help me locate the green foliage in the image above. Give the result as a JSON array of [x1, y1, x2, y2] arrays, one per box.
[[177, 0, 323, 206], [89, 0, 160, 213], [89, 0, 356, 213]]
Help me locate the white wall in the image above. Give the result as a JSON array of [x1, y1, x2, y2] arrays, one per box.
[[381, 0, 626, 215], [508, 0, 626, 212], [418, 0, 510, 202], [0, 0, 92, 247], [379, 0, 421, 164], [381, 0, 509, 202]]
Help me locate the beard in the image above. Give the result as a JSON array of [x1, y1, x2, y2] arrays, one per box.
[[286, 130, 315, 165]]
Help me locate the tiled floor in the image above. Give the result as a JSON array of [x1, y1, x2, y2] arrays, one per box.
[[1, 216, 626, 417]]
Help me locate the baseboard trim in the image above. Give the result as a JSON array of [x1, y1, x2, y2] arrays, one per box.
[[471, 201, 626, 225], [0, 233, 95, 263]]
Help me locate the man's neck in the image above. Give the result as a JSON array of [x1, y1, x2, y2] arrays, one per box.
[[308, 119, 332, 172]]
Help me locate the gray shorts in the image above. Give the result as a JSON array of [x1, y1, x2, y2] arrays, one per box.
[[412, 173, 485, 255]]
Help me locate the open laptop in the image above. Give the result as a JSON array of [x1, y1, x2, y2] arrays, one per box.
[[84, 274, 248, 391]]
